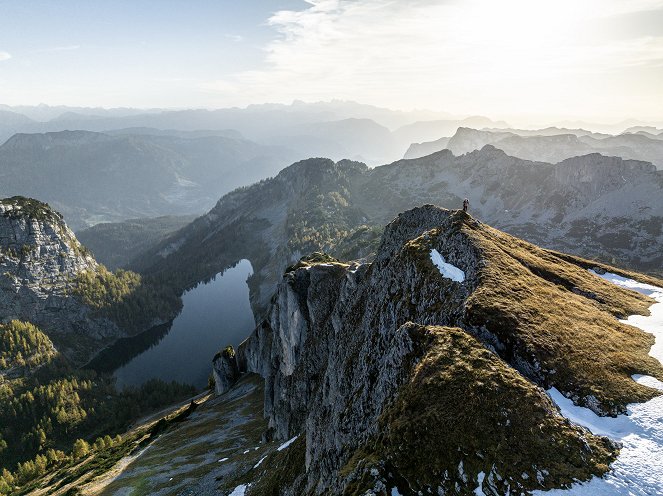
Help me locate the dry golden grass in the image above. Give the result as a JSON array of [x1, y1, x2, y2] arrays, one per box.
[[461, 216, 663, 413], [352, 325, 616, 494]]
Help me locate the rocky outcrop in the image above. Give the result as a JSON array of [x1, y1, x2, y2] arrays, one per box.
[[218, 206, 662, 495], [0, 197, 123, 361], [212, 346, 240, 395]]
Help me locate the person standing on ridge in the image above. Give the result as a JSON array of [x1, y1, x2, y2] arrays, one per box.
[[463, 198, 469, 212]]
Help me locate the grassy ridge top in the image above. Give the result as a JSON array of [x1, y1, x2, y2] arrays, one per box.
[[459, 215, 663, 414]]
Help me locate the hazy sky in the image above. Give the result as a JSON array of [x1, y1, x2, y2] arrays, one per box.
[[1, 0, 662, 123]]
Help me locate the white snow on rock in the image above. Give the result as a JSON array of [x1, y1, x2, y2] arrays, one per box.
[[253, 456, 267, 469], [474, 471, 486, 495], [391, 488, 402, 496], [229, 484, 248, 496], [589, 270, 663, 362], [430, 249, 465, 282], [588, 270, 661, 298], [277, 435, 299, 452], [534, 272, 663, 495]]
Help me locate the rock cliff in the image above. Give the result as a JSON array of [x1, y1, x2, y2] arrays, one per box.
[[219, 205, 663, 495], [0, 197, 123, 362]]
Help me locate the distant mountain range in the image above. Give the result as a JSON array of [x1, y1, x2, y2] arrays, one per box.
[[0, 102, 514, 165], [2, 102, 662, 171], [0, 130, 297, 229], [405, 127, 663, 169]]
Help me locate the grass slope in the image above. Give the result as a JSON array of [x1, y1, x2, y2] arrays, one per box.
[[459, 215, 663, 414], [361, 325, 616, 495]]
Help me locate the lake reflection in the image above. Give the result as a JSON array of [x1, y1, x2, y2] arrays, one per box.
[[105, 260, 254, 389]]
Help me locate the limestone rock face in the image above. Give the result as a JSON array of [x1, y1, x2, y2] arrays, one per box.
[[237, 207, 479, 492], [224, 205, 651, 494], [0, 197, 122, 357]]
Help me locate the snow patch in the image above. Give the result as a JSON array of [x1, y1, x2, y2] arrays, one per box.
[[391, 488, 402, 496], [535, 273, 663, 495], [588, 270, 661, 298], [218, 457, 229, 463], [474, 471, 486, 495], [253, 456, 267, 469], [229, 484, 248, 496], [277, 435, 299, 451], [430, 249, 465, 282], [590, 269, 663, 363]]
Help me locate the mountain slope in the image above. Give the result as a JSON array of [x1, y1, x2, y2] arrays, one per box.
[[216, 206, 663, 495], [134, 158, 373, 317], [0, 196, 179, 364], [0, 197, 117, 352], [137, 149, 663, 319], [76, 215, 196, 270]]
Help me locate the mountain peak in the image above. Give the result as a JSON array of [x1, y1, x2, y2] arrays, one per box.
[[224, 205, 661, 493], [0, 196, 66, 231], [0, 196, 130, 363], [376, 204, 469, 262]]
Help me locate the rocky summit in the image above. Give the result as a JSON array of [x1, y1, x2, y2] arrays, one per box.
[[214, 205, 662, 495], [0, 197, 125, 363]]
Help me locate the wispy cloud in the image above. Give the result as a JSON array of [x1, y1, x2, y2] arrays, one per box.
[[202, 0, 663, 121], [0, 51, 11, 62]]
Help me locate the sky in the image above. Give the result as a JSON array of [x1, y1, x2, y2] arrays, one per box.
[[0, 0, 662, 124]]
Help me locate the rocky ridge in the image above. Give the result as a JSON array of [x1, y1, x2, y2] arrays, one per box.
[[216, 205, 663, 495], [139, 148, 663, 323], [405, 126, 663, 169]]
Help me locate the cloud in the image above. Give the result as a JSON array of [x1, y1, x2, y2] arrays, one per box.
[[202, 0, 663, 121], [0, 51, 11, 62]]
